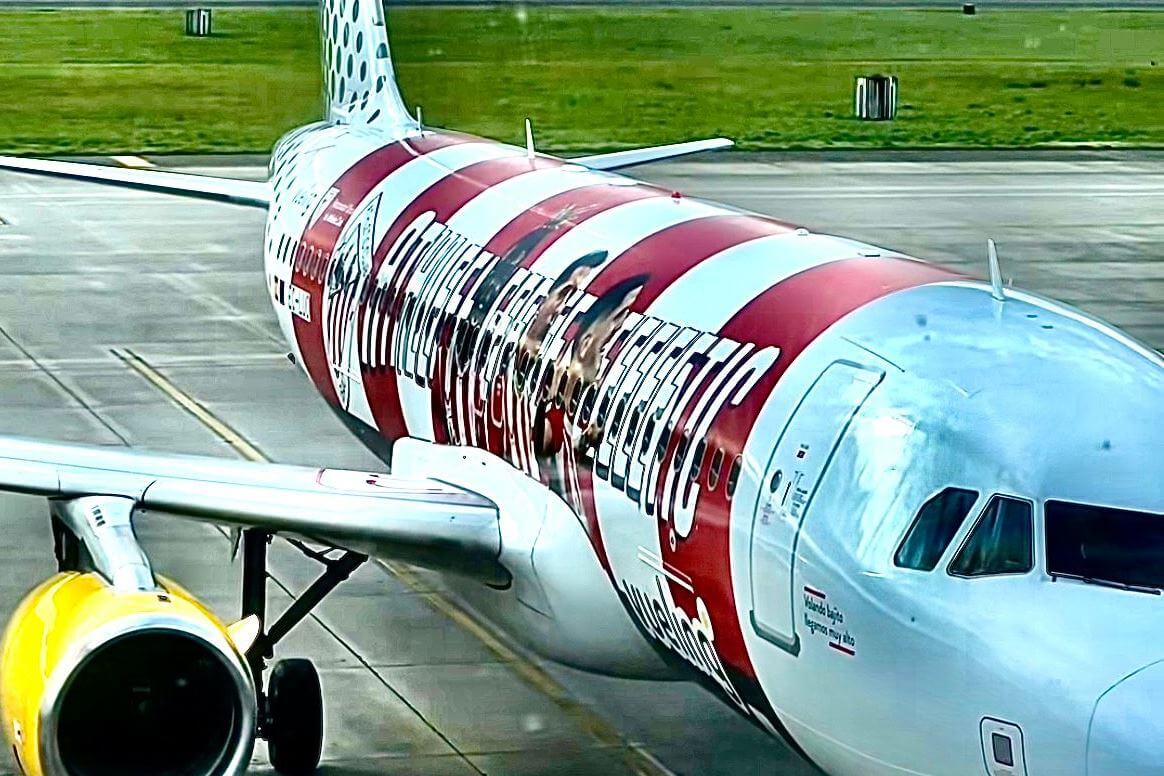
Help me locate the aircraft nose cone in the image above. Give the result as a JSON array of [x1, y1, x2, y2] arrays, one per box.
[[1089, 660, 1164, 775]]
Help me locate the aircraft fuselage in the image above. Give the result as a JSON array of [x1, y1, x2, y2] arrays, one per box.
[[262, 123, 1164, 776]]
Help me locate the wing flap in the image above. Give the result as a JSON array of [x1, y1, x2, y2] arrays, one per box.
[[0, 156, 270, 208], [0, 436, 504, 584], [573, 137, 733, 171]]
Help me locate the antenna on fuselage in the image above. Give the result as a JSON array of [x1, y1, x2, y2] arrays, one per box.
[[987, 238, 1006, 302], [414, 105, 424, 133], [525, 118, 536, 160]]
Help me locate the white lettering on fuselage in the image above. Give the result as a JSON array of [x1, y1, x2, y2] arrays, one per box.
[[315, 203, 786, 698], [621, 576, 746, 709], [287, 284, 311, 322], [363, 211, 780, 529]]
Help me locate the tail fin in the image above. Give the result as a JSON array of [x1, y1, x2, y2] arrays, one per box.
[[321, 0, 414, 131]]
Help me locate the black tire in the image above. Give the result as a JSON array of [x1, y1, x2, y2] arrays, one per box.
[[267, 658, 324, 775]]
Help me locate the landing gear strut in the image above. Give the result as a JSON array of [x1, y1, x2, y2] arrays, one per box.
[[239, 529, 367, 775]]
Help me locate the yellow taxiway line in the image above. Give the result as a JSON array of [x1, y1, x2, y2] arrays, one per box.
[[112, 345, 674, 776]]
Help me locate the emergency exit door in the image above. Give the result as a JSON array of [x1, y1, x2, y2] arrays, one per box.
[[749, 361, 883, 654]]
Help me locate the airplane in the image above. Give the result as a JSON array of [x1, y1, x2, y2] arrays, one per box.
[[0, 0, 1161, 774]]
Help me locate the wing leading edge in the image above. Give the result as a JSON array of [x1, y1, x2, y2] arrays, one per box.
[[0, 156, 270, 208], [0, 436, 506, 585], [0, 137, 732, 203]]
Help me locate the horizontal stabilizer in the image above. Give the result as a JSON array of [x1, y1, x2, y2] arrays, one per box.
[[573, 137, 733, 171], [0, 156, 270, 208]]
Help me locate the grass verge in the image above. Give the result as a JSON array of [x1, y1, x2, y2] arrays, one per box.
[[0, 7, 1161, 154]]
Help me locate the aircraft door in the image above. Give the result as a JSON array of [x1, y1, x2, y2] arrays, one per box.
[[748, 360, 883, 654]]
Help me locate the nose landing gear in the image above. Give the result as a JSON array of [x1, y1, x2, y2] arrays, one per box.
[[239, 529, 367, 775]]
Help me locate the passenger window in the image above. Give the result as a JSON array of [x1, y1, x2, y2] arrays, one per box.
[[894, 488, 979, 571], [568, 379, 582, 415], [673, 431, 690, 472], [708, 448, 725, 490], [626, 402, 644, 446], [595, 388, 614, 427], [579, 385, 598, 425], [610, 397, 628, 436], [655, 421, 673, 462], [726, 455, 742, 498], [641, 414, 656, 456], [688, 439, 707, 481], [949, 495, 1034, 577]]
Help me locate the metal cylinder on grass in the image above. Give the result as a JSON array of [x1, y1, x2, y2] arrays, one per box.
[[185, 8, 212, 37], [854, 75, 898, 121]]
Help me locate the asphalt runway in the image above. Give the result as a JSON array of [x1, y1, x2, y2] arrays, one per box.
[[0, 151, 1160, 775]]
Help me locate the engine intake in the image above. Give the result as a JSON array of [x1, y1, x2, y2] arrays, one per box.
[[1, 573, 256, 776], [55, 629, 246, 775]]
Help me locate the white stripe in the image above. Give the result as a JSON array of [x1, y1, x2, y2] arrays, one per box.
[[445, 166, 627, 242], [530, 197, 723, 280], [646, 232, 877, 330], [398, 379, 435, 441], [336, 141, 516, 430], [369, 142, 522, 251]]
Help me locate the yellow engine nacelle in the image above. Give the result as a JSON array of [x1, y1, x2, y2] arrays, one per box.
[[0, 572, 256, 776]]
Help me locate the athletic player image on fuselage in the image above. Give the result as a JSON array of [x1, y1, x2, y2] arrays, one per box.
[[0, 0, 1161, 774]]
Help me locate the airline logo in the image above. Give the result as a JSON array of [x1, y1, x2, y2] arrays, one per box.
[[622, 576, 746, 709]]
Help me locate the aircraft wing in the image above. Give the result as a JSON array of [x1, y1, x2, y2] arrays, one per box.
[[0, 436, 505, 584], [572, 137, 733, 171], [0, 155, 270, 208]]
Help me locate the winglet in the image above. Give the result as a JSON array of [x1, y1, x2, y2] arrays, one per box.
[[573, 137, 733, 171]]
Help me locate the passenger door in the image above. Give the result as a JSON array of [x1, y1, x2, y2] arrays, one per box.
[[749, 360, 883, 654]]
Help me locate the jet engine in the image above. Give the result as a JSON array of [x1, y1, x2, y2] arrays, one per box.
[[0, 571, 256, 776]]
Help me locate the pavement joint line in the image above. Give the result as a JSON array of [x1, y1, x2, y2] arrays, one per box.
[[158, 273, 288, 349], [261, 567, 488, 776], [113, 346, 675, 776], [0, 327, 131, 446], [110, 154, 155, 169], [382, 559, 677, 776], [111, 346, 266, 461], [115, 346, 486, 774]]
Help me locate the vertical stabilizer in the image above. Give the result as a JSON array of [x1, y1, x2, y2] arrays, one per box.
[[321, 0, 414, 130]]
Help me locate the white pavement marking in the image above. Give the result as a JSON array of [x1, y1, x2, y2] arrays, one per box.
[[110, 154, 155, 168]]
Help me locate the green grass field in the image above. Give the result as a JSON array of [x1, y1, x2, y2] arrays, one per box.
[[1, 7, 1162, 154]]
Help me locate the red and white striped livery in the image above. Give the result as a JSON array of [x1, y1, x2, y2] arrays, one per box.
[[1, 1, 1162, 775]]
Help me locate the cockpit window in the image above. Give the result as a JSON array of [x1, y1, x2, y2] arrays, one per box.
[[948, 495, 1033, 577], [895, 487, 979, 571], [1046, 501, 1164, 592]]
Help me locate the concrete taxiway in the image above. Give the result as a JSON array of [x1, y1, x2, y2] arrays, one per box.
[[0, 152, 1159, 775]]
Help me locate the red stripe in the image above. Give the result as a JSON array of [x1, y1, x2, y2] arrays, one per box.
[[586, 214, 794, 310], [566, 213, 793, 583], [485, 183, 663, 269], [361, 153, 560, 441], [658, 257, 959, 684], [291, 132, 468, 406], [829, 642, 856, 656], [803, 586, 827, 600]]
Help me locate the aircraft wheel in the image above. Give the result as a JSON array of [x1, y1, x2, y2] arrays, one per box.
[[267, 658, 324, 775]]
